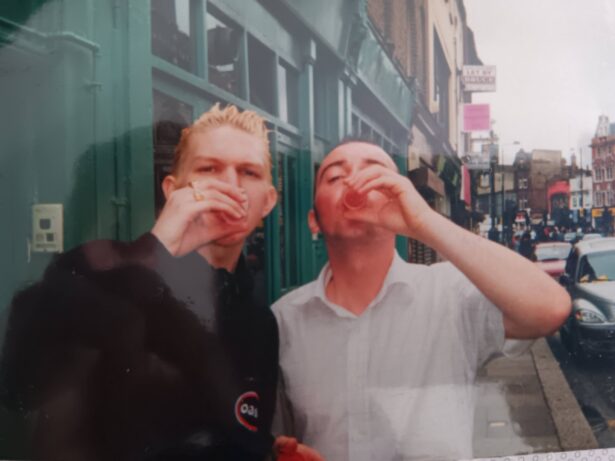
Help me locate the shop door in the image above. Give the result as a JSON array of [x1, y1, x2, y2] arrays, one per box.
[[277, 143, 301, 295]]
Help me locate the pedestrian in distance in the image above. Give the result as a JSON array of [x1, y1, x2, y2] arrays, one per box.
[[518, 231, 534, 260]]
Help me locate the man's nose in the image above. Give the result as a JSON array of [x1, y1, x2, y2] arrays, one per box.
[[220, 167, 240, 186], [348, 164, 361, 179]]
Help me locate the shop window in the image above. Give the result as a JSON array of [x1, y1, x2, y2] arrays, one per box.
[[352, 114, 360, 137], [207, 10, 242, 97], [596, 191, 603, 207], [152, 90, 193, 214], [373, 131, 383, 148], [151, 0, 194, 73], [360, 121, 372, 139], [248, 36, 276, 114], [277, 62, 299, 126], [383, 140, 393, 155], [314, 64, 328, 138]]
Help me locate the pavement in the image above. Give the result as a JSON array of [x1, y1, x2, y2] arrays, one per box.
[[473, 338, 599, 459]]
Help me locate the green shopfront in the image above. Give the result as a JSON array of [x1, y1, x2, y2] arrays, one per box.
[[0, 0, 414, 454], [0, 0, 414, 313]]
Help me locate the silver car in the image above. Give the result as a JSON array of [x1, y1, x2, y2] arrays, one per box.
[[559, 238, 615, 360]]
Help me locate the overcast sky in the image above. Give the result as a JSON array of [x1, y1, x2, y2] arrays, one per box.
[[464, 0, 615, 166]]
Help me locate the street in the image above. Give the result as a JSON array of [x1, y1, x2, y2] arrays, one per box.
[[548, 333, 615, 447]]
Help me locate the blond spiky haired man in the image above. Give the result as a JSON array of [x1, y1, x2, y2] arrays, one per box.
[[1, 104, 323, 461], [153, 103, 277, 268]]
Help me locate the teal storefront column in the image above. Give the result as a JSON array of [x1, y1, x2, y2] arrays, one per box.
[[297, 39, 317, 283]]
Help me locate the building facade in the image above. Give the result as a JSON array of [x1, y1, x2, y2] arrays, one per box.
[[590, 116, 615, 233], [368, 0, 483, 263], [514, 150, 531, 212], [0, 0, 416, 317], [569, 172, 593, 228], [474, 163, 516, 240], [528, 149, 564, 221]]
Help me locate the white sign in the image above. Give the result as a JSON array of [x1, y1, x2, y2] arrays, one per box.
[[462, 65, 496, 92], [32, 204, 63, 253], [464, 153, 490, 171]]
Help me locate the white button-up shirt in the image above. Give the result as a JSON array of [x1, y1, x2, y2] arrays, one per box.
[[272, 253, 526, 461]]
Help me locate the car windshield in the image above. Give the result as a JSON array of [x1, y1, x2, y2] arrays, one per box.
[[535, 245, 571, 261], [577, 251, 615, 283]]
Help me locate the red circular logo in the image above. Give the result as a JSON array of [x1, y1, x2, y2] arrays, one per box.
[[234, 391, 260, 432]]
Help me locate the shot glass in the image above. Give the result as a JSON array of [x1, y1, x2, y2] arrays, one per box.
[[343, 189, 367, 210]]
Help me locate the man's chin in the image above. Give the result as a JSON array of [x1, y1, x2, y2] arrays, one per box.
[[213, 231, 248, 247], [341, 220, 376, 234], [333, 222, 390, 240]]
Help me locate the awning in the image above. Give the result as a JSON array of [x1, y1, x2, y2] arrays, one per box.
[[409, 167, 445, 197]]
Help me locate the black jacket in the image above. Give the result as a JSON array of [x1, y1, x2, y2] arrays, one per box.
[[0, 233, 278, 461]]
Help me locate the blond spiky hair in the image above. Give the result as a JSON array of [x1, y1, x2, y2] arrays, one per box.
[[171, 103, 271, 178]]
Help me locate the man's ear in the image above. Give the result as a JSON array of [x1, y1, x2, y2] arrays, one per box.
[[161, 175, 178, 201], [260, 185, 278, 218], [308, 209, 321, 235]]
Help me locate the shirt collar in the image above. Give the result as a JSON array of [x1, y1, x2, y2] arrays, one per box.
[[310, 251, 412, 317]]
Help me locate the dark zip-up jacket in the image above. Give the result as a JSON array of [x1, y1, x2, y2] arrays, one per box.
[[0, 233, 278, 461]]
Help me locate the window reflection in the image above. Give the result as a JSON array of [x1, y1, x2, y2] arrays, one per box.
[[151, 0, 194, 72], [277, 62, 299, 126], [152, 90, 193, 214], [248, 36, 276, 115], [206, 10, 241, 96], [314, 62, 327, 138]]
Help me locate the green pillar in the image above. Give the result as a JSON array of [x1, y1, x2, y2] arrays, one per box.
[[125, 0, 155, 239], [297, 39, 317, 282]]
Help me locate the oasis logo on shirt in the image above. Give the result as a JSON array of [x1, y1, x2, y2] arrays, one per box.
[[234, 391, 260, 432]]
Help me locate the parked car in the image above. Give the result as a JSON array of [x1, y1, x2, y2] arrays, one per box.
[[533, 242, 572, 279], [559, 238, 615, 360], [563, 232, 579, 243]]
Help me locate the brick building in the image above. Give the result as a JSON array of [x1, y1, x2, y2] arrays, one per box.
[[590, 116, 615, 232], [367, 0, 484, 263], [528, 149, 564, 221], [514, 150, 531, 212]]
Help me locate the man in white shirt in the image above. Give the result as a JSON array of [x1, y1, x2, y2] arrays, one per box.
[[272, 139, 571, 461]]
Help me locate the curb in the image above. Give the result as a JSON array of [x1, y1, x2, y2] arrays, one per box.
[[531, 338, 599, 451]]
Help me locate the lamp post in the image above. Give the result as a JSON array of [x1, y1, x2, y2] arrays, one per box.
[[489, 141, 519, 243], [500, 141, 520, 245], [488, 143, 499, 242]]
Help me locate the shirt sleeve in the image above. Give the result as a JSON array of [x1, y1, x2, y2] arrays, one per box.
[[439, 262, 531, 368]]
